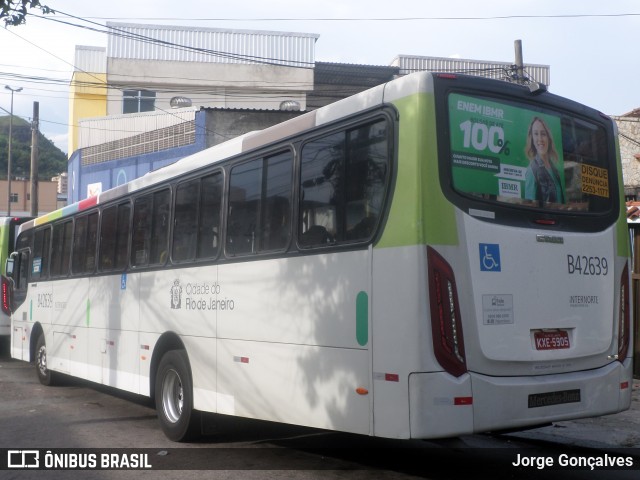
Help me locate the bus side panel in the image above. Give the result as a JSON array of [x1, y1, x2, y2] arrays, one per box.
[[216, 339, 370, 434], [90, 273, 142, 392], [25, 282, 53, 363], [183, 336, 217, 413], [215, 252, 371, 434], [408, 373, 473, 438], [217, 253, 370, 348], [11, 319, 26, 360], [147, 266, 219, 407], [371, 245, 433, 439]]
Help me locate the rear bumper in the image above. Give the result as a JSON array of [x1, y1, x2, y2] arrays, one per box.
[[409, 359, 633, 439]]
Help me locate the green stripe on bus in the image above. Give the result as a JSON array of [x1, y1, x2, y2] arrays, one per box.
[[356, 291, 368, 346], [377, 93, 458, 249], [614, 136, 631, 257]]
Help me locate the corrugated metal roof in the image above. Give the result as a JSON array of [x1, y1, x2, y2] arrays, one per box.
[[314, 62, 399, 85], [78, 108, 198, 149], [106, 22, 318, 68], [391, 54, 550, 86], [74, 46, 107, 73]]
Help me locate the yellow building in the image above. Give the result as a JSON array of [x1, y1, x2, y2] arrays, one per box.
[[68, 46, 107, 155]]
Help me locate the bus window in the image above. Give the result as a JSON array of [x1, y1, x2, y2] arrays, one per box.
[[227, 152, 292, 256], [447, 92, 613, 216], [173, 179, 200, 262], [150, 190, 171, 265], [132, 189, 170, 268], [71, 213, 98, 275], [261, 152, 292, 251], [173, 171, 224, 263], [299, 119, 389, 247], [197, 172, 223, 259], [131, 195, 152, 267], [31, 227, 51, 281], [115, 204, 130, 270], [100, 203, 130, 272], [50, 221, 72, 278], [228, 159, 261, 255], [99, 205, 118, 270]]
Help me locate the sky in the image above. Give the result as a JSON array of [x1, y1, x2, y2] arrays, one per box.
[[0, 0, 638, 155]]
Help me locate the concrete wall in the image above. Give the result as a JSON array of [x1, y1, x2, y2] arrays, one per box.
[[106, 59, 312, 114], [0, 180, 58, 216], [204, 109, 303, 148]]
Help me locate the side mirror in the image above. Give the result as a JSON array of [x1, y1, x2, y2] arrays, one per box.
[[5, 255, 15, 277]]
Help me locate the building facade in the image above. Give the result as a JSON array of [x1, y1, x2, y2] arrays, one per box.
[[0, 180, 58, 216], [614, 112, 640, 198], [67, 22, 551, 204]]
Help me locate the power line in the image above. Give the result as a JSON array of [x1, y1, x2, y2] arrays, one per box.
[[35, 11, 316, 69], [72, 13, 640, 21]]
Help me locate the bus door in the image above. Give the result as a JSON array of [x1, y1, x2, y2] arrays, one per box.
[[9, 248, 30, 360]]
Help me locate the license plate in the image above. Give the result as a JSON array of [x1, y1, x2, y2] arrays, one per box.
[[534, 330, 570, 350], [528, 389, 581, 408]]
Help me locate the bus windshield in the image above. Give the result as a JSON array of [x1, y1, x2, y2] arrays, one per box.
[[447, 92, 613, 215]]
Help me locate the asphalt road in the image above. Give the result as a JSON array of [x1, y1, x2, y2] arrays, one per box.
[[1, 337, 639, 480]]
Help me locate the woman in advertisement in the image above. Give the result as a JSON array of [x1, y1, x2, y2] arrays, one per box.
[[524, 116, 565, 203]]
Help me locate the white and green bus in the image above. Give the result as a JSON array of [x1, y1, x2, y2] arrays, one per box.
[[0, 216, 33, 336], [6, 71, 632, 441]]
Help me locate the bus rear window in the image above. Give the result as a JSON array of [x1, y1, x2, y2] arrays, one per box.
[[447, 93, 612, 214]]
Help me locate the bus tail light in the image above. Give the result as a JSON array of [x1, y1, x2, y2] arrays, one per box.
[[617, 262, 630, 362], [1, 275, 11, 316], [427, 247, 467, 377]]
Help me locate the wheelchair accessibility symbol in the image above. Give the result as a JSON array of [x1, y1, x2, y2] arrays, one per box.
[[479, 243, 501, 272]]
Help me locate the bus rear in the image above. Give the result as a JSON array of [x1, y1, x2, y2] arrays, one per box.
[[371, 73, 631, 439], [418, 74, 630, 436]]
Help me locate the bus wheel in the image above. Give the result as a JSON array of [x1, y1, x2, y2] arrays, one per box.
[[35, 333, 56, 386], [155, 350, 201, 442]]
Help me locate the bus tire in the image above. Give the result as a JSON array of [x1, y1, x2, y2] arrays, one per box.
[[155, 349, 201, 442], [35, 333, 56, 386]]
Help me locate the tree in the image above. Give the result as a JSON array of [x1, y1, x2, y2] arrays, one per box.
[[0, 0, 53, 26]]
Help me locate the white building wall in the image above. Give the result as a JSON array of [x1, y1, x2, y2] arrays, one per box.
[[101, 23, 316, 116]]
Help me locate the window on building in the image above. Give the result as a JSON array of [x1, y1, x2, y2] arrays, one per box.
[[123, 89, 156, 114]]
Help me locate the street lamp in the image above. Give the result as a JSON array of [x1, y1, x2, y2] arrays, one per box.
[[5, 85, 22, 216]]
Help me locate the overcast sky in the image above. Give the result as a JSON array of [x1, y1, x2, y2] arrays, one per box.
[[0, 0, 638, 154]]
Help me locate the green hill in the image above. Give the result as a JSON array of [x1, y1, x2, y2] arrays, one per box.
[[0, 115, 67, 180]]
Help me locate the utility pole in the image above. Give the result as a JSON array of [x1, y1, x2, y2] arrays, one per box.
[[5, 85, 22, 216], [514, 39, 525, 84], [30, 102, 39, 217]]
